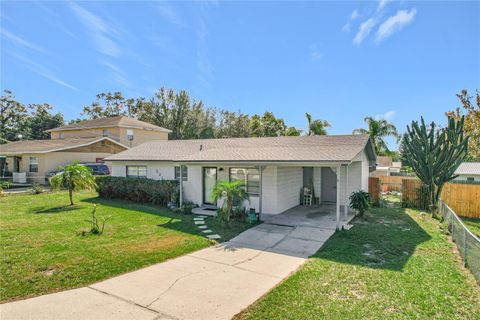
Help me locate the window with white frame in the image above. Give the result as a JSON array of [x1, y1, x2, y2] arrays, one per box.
[[175, 166, 188, 181], [58, 132, 64, 139], [102, 129, 109, 137], [126, 165, 147, 178], [29, 157, 38, 172], [229, 167, 260, 195], [467, 177, 475, 182]]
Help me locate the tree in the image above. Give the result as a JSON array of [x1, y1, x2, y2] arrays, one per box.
[[447, 89, 480, 161], [50, 162, 97, 205], [216, 110, 252, 138], [82, 92, 133, 119], [353, 116, 399, 154], [402, 116, 469, 217], [305, 112, 330, 136], [0, 90, 29, 143], [249, 112, 289, 137], [210, 180, 249, 225], [284, 126, 302, 136], [25, 104, 64, 140]]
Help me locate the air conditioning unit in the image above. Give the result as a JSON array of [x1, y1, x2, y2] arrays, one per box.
[[126, 129, 134, 141]]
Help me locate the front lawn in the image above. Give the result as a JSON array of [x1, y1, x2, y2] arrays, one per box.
[[237, 207, 480, 319], [0, 191, 252, 302]]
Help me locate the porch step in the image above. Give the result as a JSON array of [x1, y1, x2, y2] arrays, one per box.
[[192, 207, 218, 217]]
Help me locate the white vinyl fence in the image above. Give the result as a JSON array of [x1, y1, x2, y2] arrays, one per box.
[[438, 200, 480, 282]]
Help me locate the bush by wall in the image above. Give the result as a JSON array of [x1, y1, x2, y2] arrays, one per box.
[[95, 176, 179, 206]]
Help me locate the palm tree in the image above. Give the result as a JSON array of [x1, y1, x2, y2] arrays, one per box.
[[306, 112, 330, 136], [210, 180, 249, 224], [353, 116, 399, 154], [50, 162, 97, 205]]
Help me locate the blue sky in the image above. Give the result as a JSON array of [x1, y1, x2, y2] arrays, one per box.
[[1, 1, 479, 148]]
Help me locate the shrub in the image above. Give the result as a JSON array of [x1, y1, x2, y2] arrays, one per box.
[[90, 204, 109, 235], [95, 176, 178, 206], [29, 182, 45, 195], [182, 201, 196, 215], [0, 181, 11, 197], [211, 180, 249, 225], [349, 190, 372, 217]]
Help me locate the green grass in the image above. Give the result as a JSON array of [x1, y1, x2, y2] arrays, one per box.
[[382, 194, 401, 204], [0, 191, 253, 302], [237, 207, 480, 320], [462, 217, 480, 238]]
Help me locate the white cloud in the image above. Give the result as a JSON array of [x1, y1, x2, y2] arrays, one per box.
[[8, 51, 79, 91], [196, 5, 215, 87], [309, 43, 324, 61], [376, 110, 396, 120], [377, 0, 391, 12], [376, 9, 417, 42], [342, 9, 360, 33], [1, 28, 48, 54], [100, 61, 132, 88], [353, 18, 376, 45], [69, 2, 121, 57], [351, 9, 360, 20], [156, 3, 185, 27]]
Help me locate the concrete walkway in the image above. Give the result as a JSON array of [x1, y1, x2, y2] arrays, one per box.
[[1, 206, 352, 320]]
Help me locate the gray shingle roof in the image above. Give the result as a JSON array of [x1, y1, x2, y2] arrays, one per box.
[[47, 116, 171, 133], [105, 135, 374, 163], [0, 137, 126, 154], [455, 162, 480, 175]]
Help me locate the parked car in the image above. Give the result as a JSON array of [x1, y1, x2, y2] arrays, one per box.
[[81, 163, 110, 176], [45, 163, 110, 184]]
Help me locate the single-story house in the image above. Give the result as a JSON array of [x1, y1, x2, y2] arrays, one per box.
[[454, 162, 480, 183], [0, 116, 171, 184], [105, 134, 376, 229], [0, 137, 128, 184], [371, 156, 401, 177]]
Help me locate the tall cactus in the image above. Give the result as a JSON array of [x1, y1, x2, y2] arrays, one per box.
[[402, 116, 469, 216]]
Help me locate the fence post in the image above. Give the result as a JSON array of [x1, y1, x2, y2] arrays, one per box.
[[464, 228, 468, 267]]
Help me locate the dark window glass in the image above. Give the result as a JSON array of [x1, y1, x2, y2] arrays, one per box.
[[229, 167, 259, 195], [127, 166, 147, 178]]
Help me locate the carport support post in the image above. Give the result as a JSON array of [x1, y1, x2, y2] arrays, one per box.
[[336, 164, 341, 230], [179, 164, 183, 209], [344, 164, 349, 219], [258, 165, 263, 220]]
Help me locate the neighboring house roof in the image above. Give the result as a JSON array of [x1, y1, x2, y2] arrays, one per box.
[[0, 137, 128, 155], [455, 162, 480, 176], [105, 135, 376, 163], [47, 116, 172, 133], [377, 156, 393, 167]]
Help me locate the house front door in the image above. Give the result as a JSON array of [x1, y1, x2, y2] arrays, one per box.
[[203, 167, 217, 205], [321, 167, 337, 203]]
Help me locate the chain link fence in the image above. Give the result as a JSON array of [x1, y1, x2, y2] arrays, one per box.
[[439, 200, 480, 283]]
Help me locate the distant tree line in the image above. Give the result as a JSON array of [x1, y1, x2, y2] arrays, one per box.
[[2, 86, 477, 160], [0, 87, 329, 143], [0, 90, 64, 143]]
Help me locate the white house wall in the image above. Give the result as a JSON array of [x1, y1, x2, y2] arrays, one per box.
[[107, 160, 369, 216], [261, 166, 277, 214], [273, 166, 303, 214]]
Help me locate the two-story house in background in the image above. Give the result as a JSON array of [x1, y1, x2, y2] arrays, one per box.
[[0, 116, 171, 184]]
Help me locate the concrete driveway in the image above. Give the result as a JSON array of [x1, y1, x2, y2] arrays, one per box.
[[1, 205, 353, 320]]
